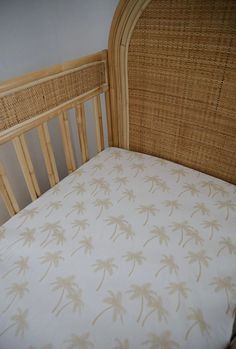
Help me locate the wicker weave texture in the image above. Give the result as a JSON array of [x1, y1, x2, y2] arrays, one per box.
[[0, 62, 106, 131], [128, 0, 236, 184]]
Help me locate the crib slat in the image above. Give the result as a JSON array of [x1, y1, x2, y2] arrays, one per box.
[[105, 90, 113, 146], [93, 95, 104, 152], [59, 112, 76, 173], [13, 136, 38, 201], [37, 124, 59, 187], [76, 103, 89, 163], [0, 162, 19, 216]]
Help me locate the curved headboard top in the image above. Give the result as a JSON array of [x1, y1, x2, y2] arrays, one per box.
[[109, 0, 236, 184]]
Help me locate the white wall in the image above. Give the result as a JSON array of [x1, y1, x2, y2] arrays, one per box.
[[0, 0, 119, 224]]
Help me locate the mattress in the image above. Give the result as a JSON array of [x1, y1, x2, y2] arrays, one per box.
[[0, 147, 235, 349]]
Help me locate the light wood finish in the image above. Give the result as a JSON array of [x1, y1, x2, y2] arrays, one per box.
[[59, 111, 76, 173], [13, 137, 38, 201], [93, 95, 104, 152], [37, 124, 59, 187], [105, 90, 113, 146], [0, 161, 20, 216], [75, 103, 89, 163]]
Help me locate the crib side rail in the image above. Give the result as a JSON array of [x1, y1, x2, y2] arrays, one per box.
[[0, 50, 113, 217]]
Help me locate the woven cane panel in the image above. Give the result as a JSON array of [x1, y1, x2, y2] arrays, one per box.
[[128, 0, 236, 183], [0, 62, 106, 131]]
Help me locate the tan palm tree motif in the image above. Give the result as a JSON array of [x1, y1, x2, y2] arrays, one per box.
[[66, 201, 85, 218], [90, 178, 107, 196], [68, 168, 84, 184], [144, 176, 161, 193], [114, 176, 128, 190], [51, 185, 60, 195], [108, 149, 122, 160], [0, 227, 5, 240], [64, 182, 86, 198], [113, 223, 135, 242], [142, 295, 168, 327], [163, 200, 181, 216], [138, 204, 158, 225], [113, 339, 129, 349], [123, 251, 146, 277], [0, 308, 28, 338], [144, 226, 169, 247], [92, 162, 104, 174], [6, 228, 35, 250], [186, 250, 211, 282], [211, 276, 236, 314], [211, 184, 228, 198], [166, 282, 190, 312], [201, 180, 219, 197], [2, 256, 29, 279], [93, 258, 117, 291], [127, 283, 155, 322], [216, 200, 236, 220], [171, 221, 193, 245], [185, 308, 210, 340], [182, 229, 204, 248], [71, 219, 89, 239], [43, 230, 66, 248], [55, 288, 84, 316], [217, 237, 236, 256], [131, 163, 145, 177], [143, 331, 179, 349], [45, 201, 62, 217], [39, 251, 64, 282], [71, 236, 94, 257], [109, 163, 123, 175], [2, 282, 29, 313], [155, 255, 179, 278], [106, 215, 128, 240], [92, 291, 125, 325], [65, 332, 93, 349], [178, 183, 200, 197], [171, 168, 186, 183], [40, 222, 63, 247], [191, 202, 210, 217], [94, 198, 112, 219], [16, 208, 38, 229], [202, 219, 221, 240], [51, 276, 78, 313], [118, 189, 136, 203]]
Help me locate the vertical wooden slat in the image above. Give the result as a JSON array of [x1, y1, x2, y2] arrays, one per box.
[[0, 161, 20, 216], [13, 137, 38, 201], [75, 103, 89, 163], [105, 90, 113, 146], [59, 111, 76, 173], [93, 95, 104, 152]]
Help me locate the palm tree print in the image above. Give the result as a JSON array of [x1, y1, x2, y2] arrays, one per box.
[[144, 226, 169, 247], [171, 221, 193, 245], [191, 202, 210, 217], [138, 204, 158, 225], [216, 200, 236, 220], [131, 163, 145, 177], [142, 295, 168, 326], [171, 168, 186, 183], [123, 251, 146, 277], [201, 180, 219, 197], [90, 178, 107, 196], [64, 182, 86, 198], [186, 250, 211, 282], [127, 283, 155, 322], [109, 164, 123, 175], [0, 308, 28, 338], [211, 276, 236, 314], [40, 222, 63, 247], [182, 229, 204, 248], [92, 291, 126, 325], [66, 201, 85, 217], [2, 282, 29, 313], [178, 183, 200, 197], [56, 288, 84, 317], [118, 189, 136, 203], [93, 258, 117, 291], [143, 331, 179, 349], [211, 184, 228, 198], [112, 223, 135, 242], [163, 200, 181, 216], [202, 219, 221, 240], [71, 219, 89, 239], [114, 176, 128, 190], [92, 162, 104, 174], [45, 201, 62, 217], [155, 255, 179, 278], [71, 236, 94, 257], [16, 208, 38, 229], [217, 237, 236, 256], [43, 230, 66, 248], [51, 276, 78, 313], [2, 256, 29, 279], [94, 199, 112, 219], [166, 282, 190, 312], [106, 215, 128, 240], [65, 332, 93, 349], [113, 339, 129, 349], [185, 308, 210, 340], [144, 176, 161, 193], [68, 169, 84, 184], [39, 251, 64, 282], [0, 227, 5, 240], [6, 228, 35, 250]]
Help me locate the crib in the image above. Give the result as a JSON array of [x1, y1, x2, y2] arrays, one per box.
[[0, 1, 235, 348]]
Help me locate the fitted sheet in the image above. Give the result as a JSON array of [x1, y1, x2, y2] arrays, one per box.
[[0, 147, 235, 349]]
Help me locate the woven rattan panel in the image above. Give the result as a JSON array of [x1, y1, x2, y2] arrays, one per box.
[[0, 62, 106, 131], [128, 0, 236, 184]]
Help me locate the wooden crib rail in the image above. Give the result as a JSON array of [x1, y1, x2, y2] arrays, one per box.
[[0, 50, 112, 217]]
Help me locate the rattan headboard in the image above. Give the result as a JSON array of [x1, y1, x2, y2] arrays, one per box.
[[109, 0, 236, 184]]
